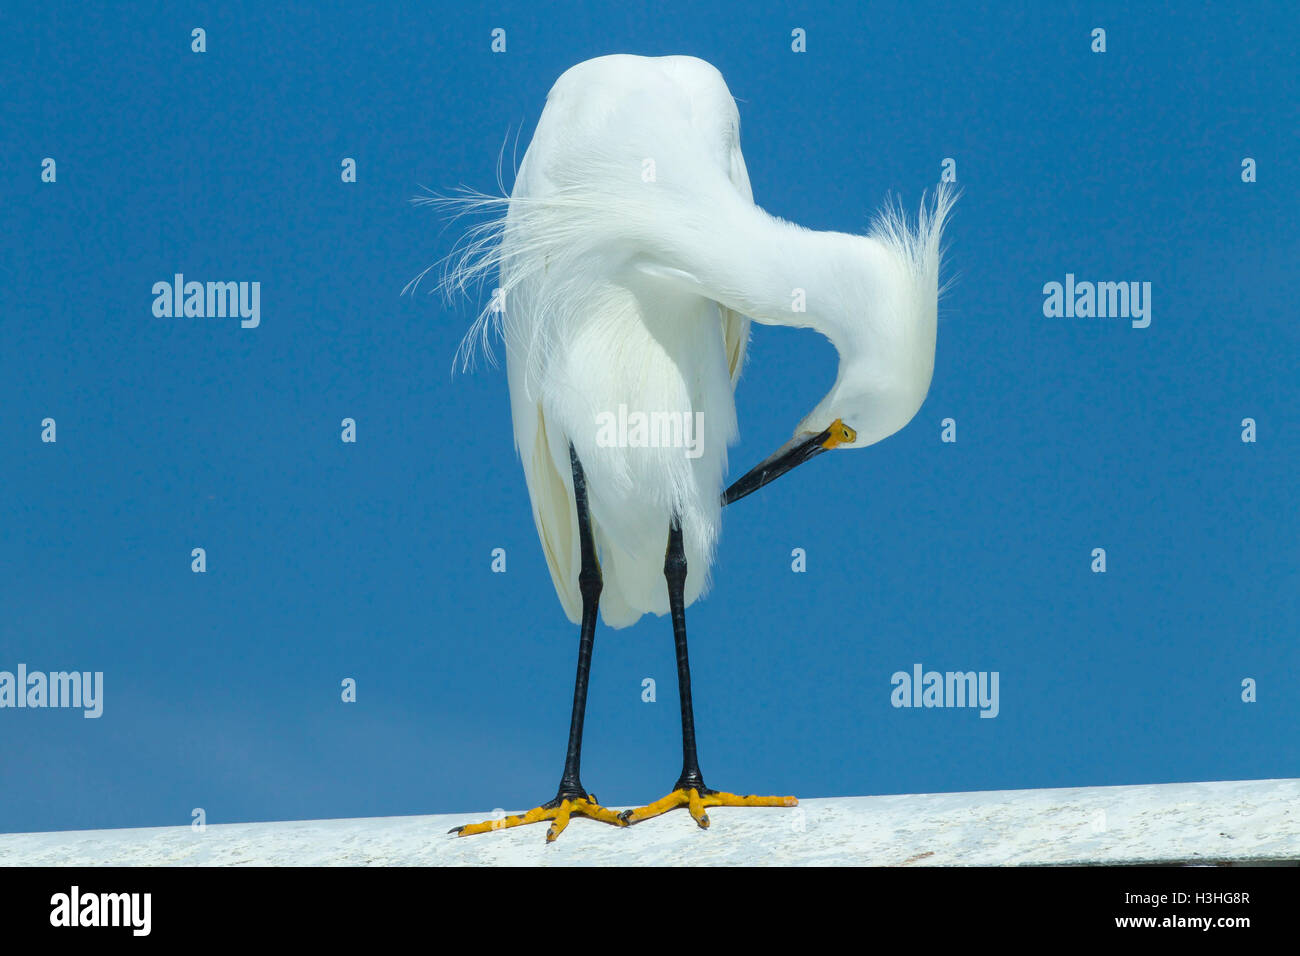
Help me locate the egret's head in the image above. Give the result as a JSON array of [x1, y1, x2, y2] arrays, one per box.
[[722, 333, 937, 504], [724, 187, 952, 505]]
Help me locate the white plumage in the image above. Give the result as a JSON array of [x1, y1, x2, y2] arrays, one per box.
[[429, 53, 954, 629]]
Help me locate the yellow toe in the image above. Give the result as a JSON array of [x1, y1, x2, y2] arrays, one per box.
[[621, 789, 688, 824], [453, 795, 627, 841], [688, 789, 711, 828], [545, 801, 573, 842], [623, 787, 798, 828], [703, 792, 799, 809]]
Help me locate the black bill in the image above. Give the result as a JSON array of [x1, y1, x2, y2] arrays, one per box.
[[723, 427, 831, 505], [724, 418, 857, 506]]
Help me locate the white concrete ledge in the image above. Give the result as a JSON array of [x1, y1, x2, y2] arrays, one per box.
[[2, 778, 1297, 866]]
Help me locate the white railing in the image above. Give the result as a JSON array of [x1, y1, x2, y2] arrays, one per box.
[[2, 778, 1297, 866]]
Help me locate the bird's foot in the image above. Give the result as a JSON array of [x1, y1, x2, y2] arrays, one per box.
[[450, 791, 627, 842], [620, 787, 797, 829]]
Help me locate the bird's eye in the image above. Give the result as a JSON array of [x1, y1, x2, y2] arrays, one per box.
[[822, 419, 857, 450]]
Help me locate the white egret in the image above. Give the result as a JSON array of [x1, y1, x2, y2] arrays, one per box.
[[433, 54, 954, 840]]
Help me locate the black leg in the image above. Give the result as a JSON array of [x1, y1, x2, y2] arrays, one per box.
[[665, 517, 708, 793], [553, 443, 602, 803], [450, 444, 627, 839], [617, 517, 797, 828]]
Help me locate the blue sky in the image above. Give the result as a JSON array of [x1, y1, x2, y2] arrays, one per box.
[[2, 1, 1296, 833]]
